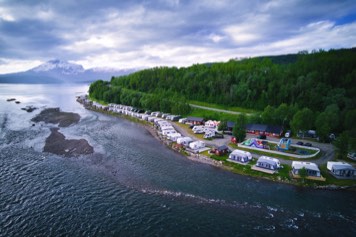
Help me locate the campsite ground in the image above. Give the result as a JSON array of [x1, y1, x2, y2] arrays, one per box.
[[173, 122, 335, 166]]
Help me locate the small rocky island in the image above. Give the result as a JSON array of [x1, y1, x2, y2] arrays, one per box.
[[32, 108, 94, 157], [44, 128, 94, 157], [31, 108, 80, 127]]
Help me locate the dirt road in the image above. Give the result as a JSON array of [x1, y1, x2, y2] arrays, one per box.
[[189, 104, 252, 115]]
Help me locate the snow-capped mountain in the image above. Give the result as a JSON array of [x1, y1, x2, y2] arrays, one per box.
[[0, 59, 138, 84], [30, 59, 85, 75]]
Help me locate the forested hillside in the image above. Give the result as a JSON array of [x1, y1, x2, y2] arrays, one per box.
[[89, 48, 356, 148]]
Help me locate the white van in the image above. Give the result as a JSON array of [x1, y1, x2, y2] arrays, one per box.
[[179, 118, 187, 124], [192, 125, 204, 132]]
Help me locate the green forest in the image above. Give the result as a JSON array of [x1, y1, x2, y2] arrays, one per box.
[[89, 48, 356, 152]]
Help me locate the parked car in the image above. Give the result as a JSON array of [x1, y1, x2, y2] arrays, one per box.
[[304, 143, 312, 147], [214, 132, 224, 138], [296, 141, 304, 146], [193, 129, 204, 134], [258, 134, 266, 139], [347, 152, 356, 161]]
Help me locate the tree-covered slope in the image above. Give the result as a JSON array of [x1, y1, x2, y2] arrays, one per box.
[[111, 48, 355, 112], [89, 48, 356, 145]]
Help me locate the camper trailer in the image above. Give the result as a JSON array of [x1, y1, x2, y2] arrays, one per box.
[[162, 129, 177, 136], [256, 156, 281, 170], [179, 118, 187, 124], [292, 161, 320, 177], [189, 141, 205, 150], [177, 137, 193, 146], [167, 133, 182, 141], [228, 149, 252, 163], [327, 161, 355, 178]]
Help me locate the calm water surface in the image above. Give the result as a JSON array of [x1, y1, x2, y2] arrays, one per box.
[[0, 84, 355, 236]]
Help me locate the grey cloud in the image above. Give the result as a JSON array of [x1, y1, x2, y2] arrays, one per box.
[[0, 0, 355, 72]]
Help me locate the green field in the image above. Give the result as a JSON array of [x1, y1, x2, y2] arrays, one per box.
[[188, 107, 239, 122], [189, 100, 257, 114]]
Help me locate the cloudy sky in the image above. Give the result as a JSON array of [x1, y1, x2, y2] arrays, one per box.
[[0, 0, 355, 73]]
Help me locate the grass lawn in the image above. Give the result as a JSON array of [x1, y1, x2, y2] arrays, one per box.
[[174, 122, 217, 141], [231, 142, 321, 161], [207, 152, 293, 181], [188, 108, 238, 122], [242, 140, 319, 156], [189, 100, 257, 114], [224, 160, 293, 182], [174, 123, 205, 140], [88, 96, 109, 105]]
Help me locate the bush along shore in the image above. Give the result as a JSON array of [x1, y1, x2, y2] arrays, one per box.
[[76, 95, 356, 190]]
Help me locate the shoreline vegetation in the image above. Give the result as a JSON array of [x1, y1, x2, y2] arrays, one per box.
[[77, 97, 356, 191]]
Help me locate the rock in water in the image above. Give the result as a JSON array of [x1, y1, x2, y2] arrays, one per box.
[[31, 108, 80, 127], [43, 128, 94, 157], [21, 106, 37, 112]]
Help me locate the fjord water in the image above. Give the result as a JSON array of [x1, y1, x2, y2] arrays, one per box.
[[0, 84, 355, 236]]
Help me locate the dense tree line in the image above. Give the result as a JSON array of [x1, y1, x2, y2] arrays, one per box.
[[90, 48, 356, 151], [89, 80, 191, 115], [112, 48, 355, 113]]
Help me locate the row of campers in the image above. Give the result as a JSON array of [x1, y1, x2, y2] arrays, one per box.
[[228, 150, 281, 170]]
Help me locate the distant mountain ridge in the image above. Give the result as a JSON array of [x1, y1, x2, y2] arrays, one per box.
[[30, 59, 85, 74], [0, 59, 137, 84]]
